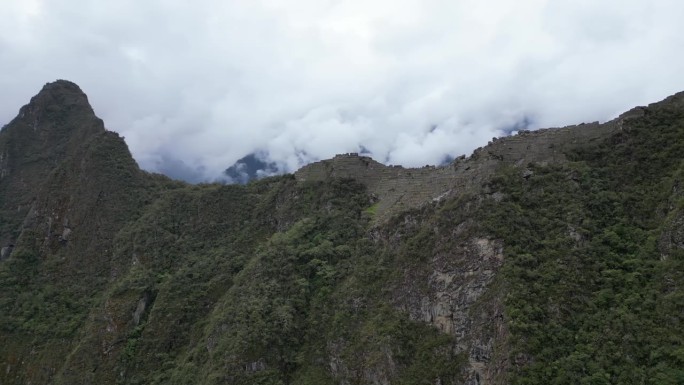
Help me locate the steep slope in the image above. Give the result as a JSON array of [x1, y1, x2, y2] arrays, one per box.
[[0, 82, 683, 385], [482, 94, 684, 383], [0, 80, 105, 250], [0, 80, 178, 384]]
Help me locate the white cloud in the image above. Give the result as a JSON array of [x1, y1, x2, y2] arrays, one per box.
[[1, 0, 683, 181]]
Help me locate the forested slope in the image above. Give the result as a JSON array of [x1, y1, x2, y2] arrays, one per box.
[[0, 81, 682, 384]]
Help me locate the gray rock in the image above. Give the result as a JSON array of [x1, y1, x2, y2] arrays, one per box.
[[0, 244, 14, 261], [59, 227, 72, 243]]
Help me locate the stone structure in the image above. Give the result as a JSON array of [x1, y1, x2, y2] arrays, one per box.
[[295, 116, 625, 222]]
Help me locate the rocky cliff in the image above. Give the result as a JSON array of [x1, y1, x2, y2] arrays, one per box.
[[0, 81, 683, 385]]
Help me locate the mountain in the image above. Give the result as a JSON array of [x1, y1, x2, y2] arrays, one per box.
[[0, 81, 683, 385], [223, 152, 280, 184]]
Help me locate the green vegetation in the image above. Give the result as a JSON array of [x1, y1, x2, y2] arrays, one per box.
[[1, 82, 683, 384], [0, 167, 464, 384], [477, 104, 684, 384], [106, 178, 463, 385], [364, 202, 380, 216]]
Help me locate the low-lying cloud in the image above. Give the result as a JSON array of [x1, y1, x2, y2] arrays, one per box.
[[1, 0, 683, 181]]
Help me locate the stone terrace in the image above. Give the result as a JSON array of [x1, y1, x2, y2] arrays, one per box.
[[295, 115, 630, 221]]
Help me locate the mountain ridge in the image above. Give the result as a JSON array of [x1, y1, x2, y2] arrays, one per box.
[[0, 81, 683, 385]]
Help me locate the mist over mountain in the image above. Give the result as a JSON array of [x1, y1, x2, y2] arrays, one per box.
[[2, 1, 684, 183], [223, 152, 281, 184], [1, 81, 683, 384]]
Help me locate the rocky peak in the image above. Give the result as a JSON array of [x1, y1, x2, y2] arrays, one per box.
[[10, 79, 102, 134], [0, 80, 137, 252], [0, 80, 106, 169], [30, 80, 92, 110], [8, 81, 85, 127]]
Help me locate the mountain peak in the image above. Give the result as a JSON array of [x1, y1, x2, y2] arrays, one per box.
[[20, 79, 94, 118], [0, 80, 110, 187], [6, 80, 102, 138], [0, 80, 140, 253], [39, 79, 83, 93]]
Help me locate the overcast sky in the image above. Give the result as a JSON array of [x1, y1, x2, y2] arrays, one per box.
[[1, 0, 683, 182]]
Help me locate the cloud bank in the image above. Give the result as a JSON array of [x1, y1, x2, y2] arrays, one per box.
[[1, 0, 683, 181]]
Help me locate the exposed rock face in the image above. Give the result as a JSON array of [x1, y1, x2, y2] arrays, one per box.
[[0, 244, 13, 261], [132, 291, 153, 326], [0, 150, 9, 179], [659, 203, 684, 259], [376, 206, 508, 384]]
